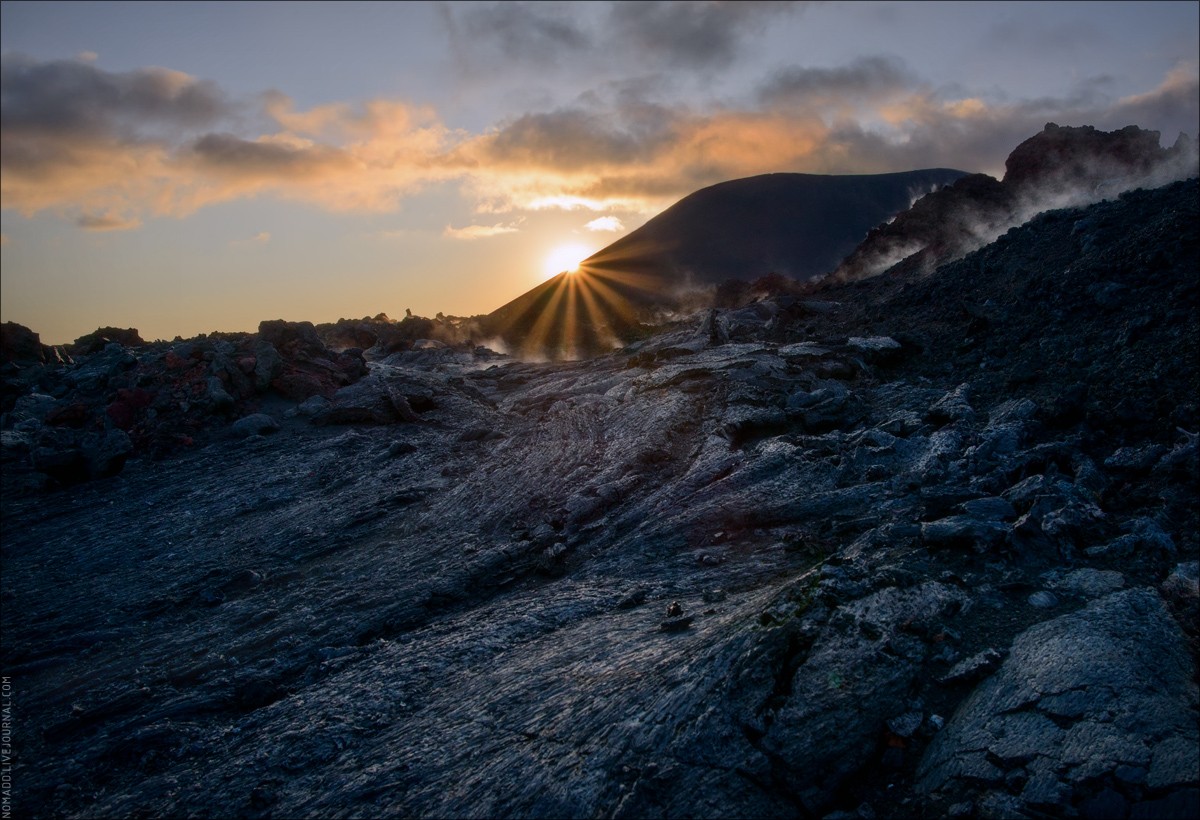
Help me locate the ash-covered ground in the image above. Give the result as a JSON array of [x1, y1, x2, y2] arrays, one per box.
[[2, 179, 1198, 819]]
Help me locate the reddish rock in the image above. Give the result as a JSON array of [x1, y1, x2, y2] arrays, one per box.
[[106, 388, 154, 431], [271, 371, 332, 402], [45, 403, 93, 429]]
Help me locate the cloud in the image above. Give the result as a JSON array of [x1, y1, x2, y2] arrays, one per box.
[[456, 55, 1200, 211], [443, 221, 522, 240], [189, 132, 351, 176], [607, 1, 805, 69], [758, 56, 918, 110], [75, 213, 142, 232], [444, 1, 808, 76], [77, 51, 99, 63], [0, 53, 229, 138], [231, 231, 271, 246], [1112, 61, 1200, 139], [459, 2, 590, 65], [2, 51, 1195, 232], [472, 106, 680, 169], [0, 55, 463, 222], [585, 216, 624, 232]]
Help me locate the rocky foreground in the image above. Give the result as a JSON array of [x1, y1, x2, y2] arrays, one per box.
[[2, 179, 1199, 819]]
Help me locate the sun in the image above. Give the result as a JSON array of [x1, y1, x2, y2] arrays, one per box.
[[543, 243, 592, 278]]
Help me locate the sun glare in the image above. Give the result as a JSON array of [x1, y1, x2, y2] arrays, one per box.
[[543, 243, 592, 278]]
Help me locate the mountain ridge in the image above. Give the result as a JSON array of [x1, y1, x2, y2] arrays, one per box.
[[481, 167, 968, 356]]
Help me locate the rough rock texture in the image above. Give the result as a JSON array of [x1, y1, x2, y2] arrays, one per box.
[[71, 326, 146, 356], [918, 589, 1199, 817], [1, 177, 1197, 818], [0, 320, 374, 486], [2, 321, 57, 365], [834, 123, 1199, 281]]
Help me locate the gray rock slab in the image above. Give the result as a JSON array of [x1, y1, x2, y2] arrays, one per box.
[[917, 589, 1199, 811]]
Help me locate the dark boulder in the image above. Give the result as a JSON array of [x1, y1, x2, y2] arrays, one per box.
[[1, 321, 52, 364], [71, 327, 146, 355]]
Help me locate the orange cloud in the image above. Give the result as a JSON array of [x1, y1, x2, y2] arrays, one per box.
[[76, 213, 142, 232], [585, 216, 624, 231], [443, 221, 522, 240], [2, 53, 1195, 232]]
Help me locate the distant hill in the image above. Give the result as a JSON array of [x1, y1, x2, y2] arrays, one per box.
[[482, 168, 968, 356]]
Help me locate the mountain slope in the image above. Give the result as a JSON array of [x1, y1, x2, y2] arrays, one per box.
[[584, 168, 969, 285], [482, 169, 968, 356]]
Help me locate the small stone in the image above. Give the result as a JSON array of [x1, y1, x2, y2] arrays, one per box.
[[1021, 771, 1071, 807], [940, 648, 1004, 685], [231, 413, 280, 438], [961, 496, 1018, 521], [1128, 517, 1176, 555], [386, 440, 418, 458], [198, 588, 226, 607], [847, 336, 901, 352], [887, 711, 924, 738], [1085, 535, 1137, 560], [1045, 568, 1125, 598], [616, 588, 647, 610], [666, 601, 683, 617], [702, 589, 727, 603], [926, 383, 974, 424], [1161, 561, 1199, 601], [946, 801, 973, 819], [1028, 590, 1059, 608], [921, 515, 1007, 552], [1104, 444, 1169, 473], [659, 616, 693, 633], [296, 395, 331, 417], [223, 569, 264, 592]]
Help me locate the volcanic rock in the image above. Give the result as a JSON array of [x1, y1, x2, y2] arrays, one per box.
[[0, 145, 1196, 819], [917, 589, 1199, 816], [834, 123, 1199, 281], [1, 321, 54, 364], [70, 326, 146, 355]]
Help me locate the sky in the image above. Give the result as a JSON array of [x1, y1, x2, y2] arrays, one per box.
[[1, 1, 1197, 344]]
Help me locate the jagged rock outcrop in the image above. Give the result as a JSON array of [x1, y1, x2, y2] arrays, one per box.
[[2, 321, 57, 365], [0, 319, 372, 487], [70, 326, 146, 355], [834, 123, 1200, 281]]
